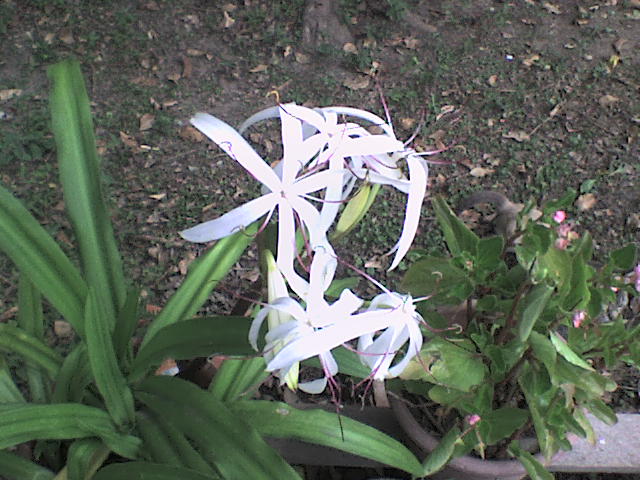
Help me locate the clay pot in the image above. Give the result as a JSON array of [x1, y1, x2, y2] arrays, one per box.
[[390, 396, 549, 480]]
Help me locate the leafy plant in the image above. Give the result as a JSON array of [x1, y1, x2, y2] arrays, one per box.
[[398, 194, 639, 476], [0, 60, 423, 479]]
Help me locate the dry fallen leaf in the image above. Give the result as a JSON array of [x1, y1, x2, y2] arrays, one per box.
[[549, 104, 562, 117], [167, 72, 181, 82], [59, 29, 74, 44], [187, 48, 206, 57], [54, 320, 73, 338], [342, 42, 358, 53], [295, 52, 310, 64], [576, 193, 597, 211], [119, 131, 139, 150], [522, 53, 540, 67], [503, 130, 531, 142], [223, 10, 235, 28], [139, 113, 155, 131], [598, 94, 620, 108], [149, 193, 167, 201], [249, 64, 268, 73], [179, 125, 204, 142], [182, 56, 193, 78], [0, 89, 22, 101], [400, 117, 416, 130], [487, 75, 498, 87], [543, 2, 562, 14], [343, 75, 370, 90], [469, 167, 494, 177], [364, 256, 385, 269]]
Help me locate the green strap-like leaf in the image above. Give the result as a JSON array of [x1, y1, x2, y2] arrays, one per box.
[[17, 275, 50, 403], [65, 438, 111, 480], [130, 316, 256, 382], [0, 403, 140, 459], [52, 344, 92, 403], [136, 410, 217, 476], [0, 324, 62, 379], [112, 288, 140, 369], [0, 449, 54, 480], [208, 357, 267, 402], [93, 462, 220, 480], [231, 400, 423, 476], [136, 376, 300, 479], [141, 222, 259, 348], [508, 442, 554, 480], [0, 356, 25, 403], [0, 184, 86, 333], [85, 288, 135, 427], [48, 59, 126, 323]]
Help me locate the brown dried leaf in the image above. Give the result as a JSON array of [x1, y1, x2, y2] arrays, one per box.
[[149, 193, 167, 200], [598, 94, 619, 108], [54, 320, 73, 338], [179, 125, 204, 142], [119, 131, 139, 150], [469, 167, 494, 177], [182, 56, 193, 78], [542, 2, 562, 14], [522, 53, 540, 67], [223, 10, 235, 28], [131, 76, 158, 87], [343, 75, 370, 90], [342, 42, 358, 53], [139, 113, 155, 131], [295, 52, 310, 64], [0, 89, 22, 101], [487, 75, 498, 87], [576, 193, 597, 211], [503, 130, 531, 142], [59, 29, 74, 44], [187, 48, 206, 57], [249, 64, 268, 73], [167, 72, 181, 82]]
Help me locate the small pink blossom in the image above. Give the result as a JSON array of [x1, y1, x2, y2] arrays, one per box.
[[572, 310, 586, 328], [555, 237, 570, 250], [557, 223, 572, 237], [466, 414, 481, 426], [553, 210, 566, 224]]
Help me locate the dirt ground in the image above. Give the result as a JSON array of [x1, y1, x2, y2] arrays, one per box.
[[0, 0, 639, 477]]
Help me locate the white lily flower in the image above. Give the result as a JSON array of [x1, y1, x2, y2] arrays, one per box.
[[181, 112, 341, 296], [250, 251, 364, 393], [357, 292, 424, 380]]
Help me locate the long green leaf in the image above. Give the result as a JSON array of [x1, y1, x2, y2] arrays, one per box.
[[421, 426, 461, 476], [208, 357, 267, 402], [17, 275, 49, 403], [518, 283, 553, 342], [136, 376, 300, 479], [136, 411, 217, 476], [0, 184, 86, 333], [113, 288, 140, 368], [0, 449, 54, 480], [48, 59, 126, 322], [231, 400, 423, 476], [141, 222, 258, 348], [66, 438, 110, 480], [130, 316, 256, 381], [0, 324, 62, 378], [84, 289, 135, 427], [52, 344, 92, 403], [0, 356, 25, 403], [94, 462, 219, 480], [0, 403, 140, 459], [432, 196, 479, 256]]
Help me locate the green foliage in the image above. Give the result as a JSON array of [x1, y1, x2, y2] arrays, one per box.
[[401, 195, 639, 473], [0, 59, 424, 479]]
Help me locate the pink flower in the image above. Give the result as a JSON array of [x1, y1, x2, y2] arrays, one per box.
[[572, 310, 586, 328], [553, 210, 566, 224], [555, 237, 570, 250], [466, 414, 481, 426]]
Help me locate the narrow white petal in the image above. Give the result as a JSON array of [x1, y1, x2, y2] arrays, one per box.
[[249, 308, 270, 351], [238, 106, 281, 134], [298, 377, 328, 394], [334, 136, 404, 157], [319, 107, 397, 138], [191, 113, 282, 192], [276, 202, 310, 298], [180, 194, 275, 243], [388, 155, 428, 270]]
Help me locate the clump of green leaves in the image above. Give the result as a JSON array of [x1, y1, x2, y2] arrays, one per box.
[[400, 195, 638, 477]]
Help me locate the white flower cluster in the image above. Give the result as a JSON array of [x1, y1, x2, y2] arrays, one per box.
[[181, 104, 429, 393]]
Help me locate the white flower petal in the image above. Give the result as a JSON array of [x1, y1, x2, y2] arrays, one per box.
[[319, 107, 397, 138], [238, 106, 281, 134], [191, 113, 281, 192], [180, 194, 276, 243], [388, 155, 428, 270]]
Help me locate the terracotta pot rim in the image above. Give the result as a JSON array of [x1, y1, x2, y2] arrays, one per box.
[[390, 396, 550, 477]]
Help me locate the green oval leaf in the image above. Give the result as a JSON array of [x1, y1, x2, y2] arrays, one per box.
[[518, 284, 553, 342]]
